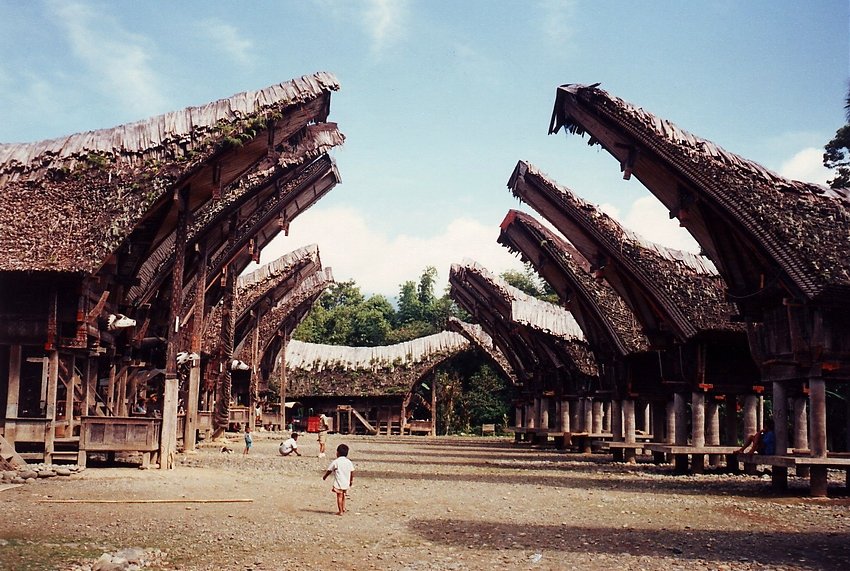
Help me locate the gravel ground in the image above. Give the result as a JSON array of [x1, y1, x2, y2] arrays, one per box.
[[2, 433, 850, 571]]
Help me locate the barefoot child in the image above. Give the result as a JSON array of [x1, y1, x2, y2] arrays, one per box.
[[322, 443, 354, 515], [243, 425, 253, 455]]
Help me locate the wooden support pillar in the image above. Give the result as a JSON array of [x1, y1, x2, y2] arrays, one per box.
[[162, 186, 188, 464], [706, 398, 721, 467], [809, 377, 826, 458], [642, 402, 650, 434], [214, 264, 236, 435], [623, 399, 636, 464], [84, 356, 96, 418], [106, 361, 116, 414], [611, 400, 623, 462], [116, 367, 128, 417], [160, 377, 179, 469], [526, 402, 535, 429], [560, 399, 570, 433], [44, 350, 59, 464], [570, 399, 581, 433], [540, 397, 549, 430], [652, 401, 666, 464], [673, 392, 688, 473], [603, 401, 612, 433], [66, 355, 76, 438], [724, 394, 739, 471], [665, 399, 676, 444], [582, 398, 592, 433], [5, 345, 22, 443], [591, 399, 603, 434], [280, 337, 288, 431], [184, 244, 207, 451], [514, 405, 522, 428], [793, 396, 809, 477], [248, 311, 261, 430], [430, 375, 437, 437], [771, 381, 789, 490], [554, 399, 561, 431], [743, 394, 759, 474], [691, 392, 706, 474]]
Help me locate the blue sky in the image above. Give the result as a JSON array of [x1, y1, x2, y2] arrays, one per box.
[[0, 1, 847, 298]]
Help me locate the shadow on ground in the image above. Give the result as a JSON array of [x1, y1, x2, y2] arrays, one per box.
[[407, 517, 850, 570]]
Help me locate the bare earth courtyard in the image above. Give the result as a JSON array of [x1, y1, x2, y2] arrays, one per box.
[[3, 435, 850, 571]]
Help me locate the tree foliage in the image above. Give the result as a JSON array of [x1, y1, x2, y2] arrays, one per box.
[[823, 85, 850, 189], [293, 267, 463, 346], [500, 264, 559, 304]]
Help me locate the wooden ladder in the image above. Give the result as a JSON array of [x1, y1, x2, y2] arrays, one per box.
[[0, 434, 27, 469]]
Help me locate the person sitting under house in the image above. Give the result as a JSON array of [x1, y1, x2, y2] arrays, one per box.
[[279, 433, 301, 456], [737, 418, 776, 455]]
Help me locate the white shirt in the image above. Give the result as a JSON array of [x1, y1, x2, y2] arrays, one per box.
[[326, 456, 354, 490], [279, 437, 298, 454]]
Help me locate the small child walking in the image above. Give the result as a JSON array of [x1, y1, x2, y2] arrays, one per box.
[[322, 443, 354, 515], [243, 425, 253, 455]]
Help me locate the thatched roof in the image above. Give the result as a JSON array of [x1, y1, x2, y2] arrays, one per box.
[[449, 260, 598, 379], [498, 209, 648, 357], [446, 317, 518, 385], [284, 332, 471, 398], [549, 83, 850, 304], [0, 72, 339, 274], [248, 268, 335, 364], [200, 245, 322, 354], [508, 160, 739, 341]]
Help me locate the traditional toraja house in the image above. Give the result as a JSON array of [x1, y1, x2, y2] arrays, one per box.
[[549, 83, 850, 494], [508, 161, 760, 472], [281, 331, 471, 436], [498, 209, 654, 461], [0, 72, 343, 468], [196, 245, 327, 435], [448, 260, 599, 446], [242, 268, 334, 430]]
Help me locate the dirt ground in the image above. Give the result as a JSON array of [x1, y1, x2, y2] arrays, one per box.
[[3, 433, 850, 571]]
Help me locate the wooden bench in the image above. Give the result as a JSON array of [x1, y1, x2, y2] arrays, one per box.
[[405, 420, 432, 435], [481, 423, 496, 436], [738, 453, 850, 496], [643, 444, 741, 474]]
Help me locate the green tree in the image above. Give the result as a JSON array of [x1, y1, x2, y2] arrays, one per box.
[[395, 280, 422, 325], [501, 265, 559, 303], [823, 85, 850, 189]]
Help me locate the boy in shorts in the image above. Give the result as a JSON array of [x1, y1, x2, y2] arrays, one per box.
[[322, 443, 354, 515]]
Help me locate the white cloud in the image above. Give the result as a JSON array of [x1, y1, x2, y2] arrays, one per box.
[[607, 195, 702, 254], [51, 1, 166, 117], [362, 0, 409, 54], [538, 0, 577, 47], [778, 147, 832, 186], [254, 206, 524, 298], [198, 19, 254, 67]]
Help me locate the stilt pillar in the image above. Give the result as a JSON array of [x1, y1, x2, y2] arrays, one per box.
[[772, 381, 788, 490], [673, 392, 688, 473], [743, 395, 759, 475], [611, 400, 623, 462], [691, 392, 706, 474], [623, 399, 636, 464]]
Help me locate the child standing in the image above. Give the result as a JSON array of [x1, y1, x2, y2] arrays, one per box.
[[243, 425, 253, 455], [322, 443, 354, 515]]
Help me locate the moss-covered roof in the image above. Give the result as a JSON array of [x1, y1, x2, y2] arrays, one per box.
[[550, 83, 850, 303], [509, 160, 740, 340], [0, 72, 339, 274]]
